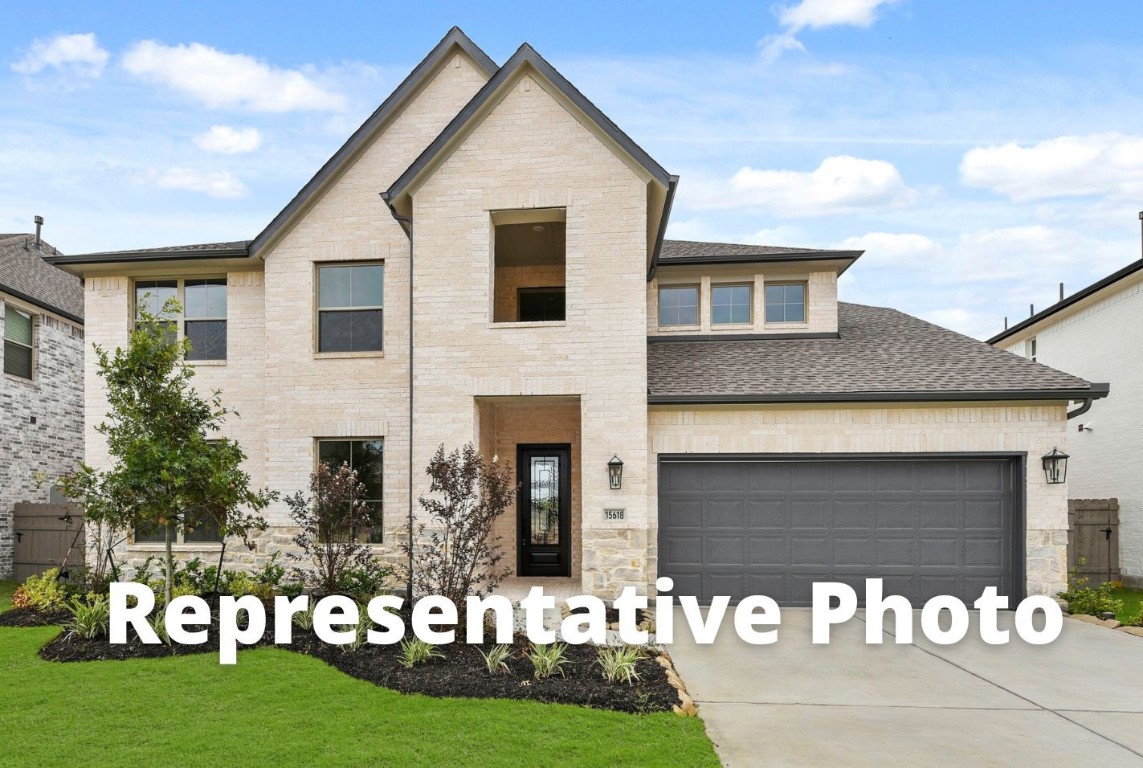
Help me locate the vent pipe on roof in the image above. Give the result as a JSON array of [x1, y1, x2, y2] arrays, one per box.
[[1004, 316, 1008, 330], [1030, 303, 1034, 317], [1059, 282, 1064, 301], [34, 215, 43, 247], [1138, 211, 1142, 261]]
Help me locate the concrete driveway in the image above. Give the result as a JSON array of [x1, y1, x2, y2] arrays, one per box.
[[668, 609, 1143, 767]]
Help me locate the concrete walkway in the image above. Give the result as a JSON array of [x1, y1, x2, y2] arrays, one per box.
[[668, 609, 1143, 767]]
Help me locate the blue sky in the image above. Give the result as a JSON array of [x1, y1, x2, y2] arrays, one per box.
[[4, 1, 1143, 339]]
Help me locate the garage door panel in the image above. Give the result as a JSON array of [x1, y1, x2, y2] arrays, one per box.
[[919, 537, 959, 567], [834, 537, 875, 566], [833, 500, 874, 529], [659, 458, 1017, 606], [919, 500, 959, 529], [749, 500, 787, 529], [876, 537, 915, 567], [708, 500, 746, 529], [748, 537, 787, 566], [707, 537, 745, 566], [790, 500, 828, 528]]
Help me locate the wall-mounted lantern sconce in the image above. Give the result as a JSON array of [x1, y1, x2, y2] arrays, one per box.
[[608, 455, 624, 490], [1042, 447, 1069, 485]]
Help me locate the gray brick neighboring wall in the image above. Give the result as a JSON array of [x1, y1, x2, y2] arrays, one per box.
[[0, 299, 85, 579]]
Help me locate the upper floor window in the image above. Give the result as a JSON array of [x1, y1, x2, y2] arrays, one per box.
[[711, 284, 752, 325], [1029, 337, 1037, 362], [658, 285, 699, 326], [4, 305, 34, 379], [493, 211, 567, 323], [135, 278, 227, 360], [764, 282, 806, 323], [317, 438, 384, 543], [317, 264, 383, 353]]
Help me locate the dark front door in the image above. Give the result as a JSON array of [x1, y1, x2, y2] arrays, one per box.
[[518, 444, 571, 577]]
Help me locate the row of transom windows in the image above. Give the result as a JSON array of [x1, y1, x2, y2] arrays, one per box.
[[658, 282, 806, 328]]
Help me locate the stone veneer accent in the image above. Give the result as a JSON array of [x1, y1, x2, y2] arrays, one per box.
[[0, 299, 84, 578]]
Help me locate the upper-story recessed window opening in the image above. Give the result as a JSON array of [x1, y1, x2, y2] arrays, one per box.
[[659, 285, 699, 327], [711, 284, 752, 325], [317, 263, 384, 353], [764, 282, 806, 324], [493, 208, 566, 323], [4, 305, 34, 379], [1029, 337, 1037, 362]]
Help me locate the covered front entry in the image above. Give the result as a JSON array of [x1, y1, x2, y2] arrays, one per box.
[[476, 395, 582, 580], [658, 455, 1022, 606]]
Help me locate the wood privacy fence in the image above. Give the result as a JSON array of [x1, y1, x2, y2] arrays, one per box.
[[1067, 498, 1120, 585], [12, 503, 84, 583]]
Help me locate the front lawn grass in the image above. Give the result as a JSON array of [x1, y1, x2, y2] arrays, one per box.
[[1111, 586, 1143, 625], [0, 580, 15, 612], [0, 608, 717, 767]]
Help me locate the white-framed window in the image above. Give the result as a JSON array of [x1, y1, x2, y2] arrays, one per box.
[[316, 438, 384, 543], [4, 304, 34, 379], [711, 284, 752, 325], [1029, 337, 1037, 362], [134, 278, 228, 361], [316, 263, 384, 352], [658, 285, 700, 326], [764, 282, 806, 323]]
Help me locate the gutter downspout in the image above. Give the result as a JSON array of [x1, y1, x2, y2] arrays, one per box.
[[1067, 398, 1095, 420], [381, 193, 415, 604]]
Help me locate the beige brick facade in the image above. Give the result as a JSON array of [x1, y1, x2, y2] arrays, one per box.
[[75, 34, 1076, 603]]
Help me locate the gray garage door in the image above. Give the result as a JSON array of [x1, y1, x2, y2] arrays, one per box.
[[658, 457, 1019, 606]]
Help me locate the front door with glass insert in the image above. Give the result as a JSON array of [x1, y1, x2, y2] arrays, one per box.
[[517, 445, 571, 577]]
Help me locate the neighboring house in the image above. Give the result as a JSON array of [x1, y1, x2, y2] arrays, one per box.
[[990, 259, 1143, 587], [0, 225, 85, 579], [50, 29, 1107, 604]]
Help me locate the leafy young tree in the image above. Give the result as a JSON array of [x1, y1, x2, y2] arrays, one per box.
[[60, 298, 275, 604], [285, 461, 390, 596], [404, 443, 519, 605]]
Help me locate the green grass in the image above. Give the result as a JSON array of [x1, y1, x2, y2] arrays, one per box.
[[0, 580, 15, 612], [1111, 586, 1143, 625], [0, 590, 717, 767]]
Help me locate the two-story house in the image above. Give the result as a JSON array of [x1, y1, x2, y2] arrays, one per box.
[[990, 259, 1143, 587], [51, 29, 1108, 604], [1, 223, 85, 580]]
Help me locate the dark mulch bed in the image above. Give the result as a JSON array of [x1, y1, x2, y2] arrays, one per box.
[[296, 631, 677, 714], [0, 607, 71, 627], [20, 608, 678, 713]]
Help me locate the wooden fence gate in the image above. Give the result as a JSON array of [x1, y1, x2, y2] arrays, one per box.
[[1067, 498, 1120, 585], [12, 503, 84, 582]]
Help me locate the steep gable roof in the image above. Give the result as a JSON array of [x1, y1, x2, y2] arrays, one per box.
[[250, 27, 497, 257], [0, 235, 83, 322], [648, 302, 1106, 404], [384, 43, 673, 204]]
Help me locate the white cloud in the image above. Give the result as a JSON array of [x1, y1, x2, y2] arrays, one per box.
[[839, 232, 938, 266], [694, 155, 916, 216], [121, 41, 346, 112], [194, 125, 263, 154], [150, 168, 249, 198], [762, 0, 901, 61], [960, 133, 1143, 201], [11, 33, 109, 78], [779, 0, 902, 31]]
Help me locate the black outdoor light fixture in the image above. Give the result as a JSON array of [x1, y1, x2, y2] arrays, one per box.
[[608, 455, 624, 490], [1042, 447, 1069, 485]]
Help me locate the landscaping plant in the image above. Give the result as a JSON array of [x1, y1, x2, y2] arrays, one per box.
[[59, 298, 275, 605], [398, 638, 444, 668], [404, 443, 518, 605], [479, 643, 512, 674], [597, 646, 643, 685], [66, 595, 111, 640], [1059, 562, 1125, 617], [18, 568, 69, 611], [527, 642, 569, 680]]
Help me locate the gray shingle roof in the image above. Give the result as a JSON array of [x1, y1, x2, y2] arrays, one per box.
[[648, 302, 1098, 403], [660, 240, 829, 260], [0, 235, 83, 322]]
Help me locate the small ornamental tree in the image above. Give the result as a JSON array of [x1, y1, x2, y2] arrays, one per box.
[[60, 298, 275, 604], [286, 461, 389, 596], [404, 443, 519, 605]]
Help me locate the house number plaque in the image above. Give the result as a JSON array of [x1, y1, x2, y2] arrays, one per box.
[[603, 508, 626, 522]]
